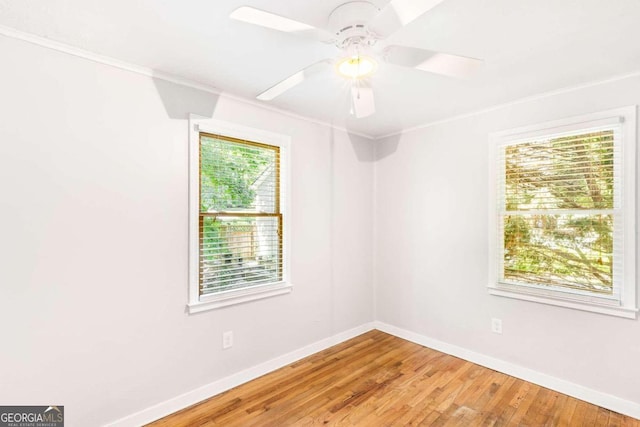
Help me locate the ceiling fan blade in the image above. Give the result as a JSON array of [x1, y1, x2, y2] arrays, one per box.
[[257, 59, 332, 101], [351, 84, 375, 119], [369, 0, 444, 38], [383, 45, 483, 78], [230, 6, 334, 41]]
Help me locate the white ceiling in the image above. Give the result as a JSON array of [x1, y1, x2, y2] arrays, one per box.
[[1, 0, 640, 137]]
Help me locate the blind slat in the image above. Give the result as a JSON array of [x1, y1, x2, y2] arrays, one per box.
[[199, 134, 283, 295], [498, 125, 621, 297]]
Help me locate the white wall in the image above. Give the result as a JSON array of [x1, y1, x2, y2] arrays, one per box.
[[0, 35, 374, 426], [374, 74, 640, 405], [3, 24, 640, 426]]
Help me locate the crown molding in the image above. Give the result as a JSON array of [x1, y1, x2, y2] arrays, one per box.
[[0, 24, 376, 140], [375, 69, 640, 140], [3, 23, 638, 142]]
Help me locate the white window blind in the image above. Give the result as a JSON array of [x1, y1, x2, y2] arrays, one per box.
[[199, 133, 282, 296], [489, 107, 637, 318], [496, 121, 623, 299]]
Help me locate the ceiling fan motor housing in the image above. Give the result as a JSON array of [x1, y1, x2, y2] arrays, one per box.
[[328, 1, 380, 48]]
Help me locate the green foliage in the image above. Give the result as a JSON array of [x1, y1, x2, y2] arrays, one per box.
[[199, 136, 279, 292], [200, 136, 274, 212], [503, 130, 614, 293]]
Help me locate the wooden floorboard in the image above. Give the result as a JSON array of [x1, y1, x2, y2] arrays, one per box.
[[148, 330, 639, 426]]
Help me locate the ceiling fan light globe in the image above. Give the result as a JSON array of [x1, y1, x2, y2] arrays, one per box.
[[337, 56, 377, 79]]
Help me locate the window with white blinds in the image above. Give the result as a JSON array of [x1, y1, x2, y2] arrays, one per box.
[[488, 107, 637, 318], [199, 133, 283, 296], [188, 117, 291, 313]]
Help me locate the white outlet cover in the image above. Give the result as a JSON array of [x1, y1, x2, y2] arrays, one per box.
[[491, 318, 503, 334], [222, 331, 233, 349]]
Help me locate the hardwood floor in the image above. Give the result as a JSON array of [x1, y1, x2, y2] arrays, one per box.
[[148, 330, 639, 426]]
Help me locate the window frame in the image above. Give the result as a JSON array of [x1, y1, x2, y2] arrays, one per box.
[[488, 106, 637, 319], [188, 115, 291, 314]]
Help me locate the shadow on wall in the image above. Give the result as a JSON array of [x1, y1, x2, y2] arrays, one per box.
[[152, 73, 402, 162], [374, 133, 400, 161], [340, 112, 401, 162], [335, 126, 402, 163], [152, 76, 220, 120], [344, 130, 376, 163]]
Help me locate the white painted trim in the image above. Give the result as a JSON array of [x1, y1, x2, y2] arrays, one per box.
[[375, 70, 640, 140], [188, 116, 293, 313], [188, 282, 293, 313], [0, 24, 221, 94], [488, 286, 637, 319], [373, 321, 640, 420], [104, 322, 376, 427], [487, 106, 638, 318], [0, 24, 375, 140], [3, 23, 640, 142], [106, 321, 640, 424]]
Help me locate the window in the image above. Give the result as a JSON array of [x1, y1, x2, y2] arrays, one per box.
[[488, 107, 637, 318], [188, 117, 291, 313]]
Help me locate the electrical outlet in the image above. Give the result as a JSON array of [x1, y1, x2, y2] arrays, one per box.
[[222, 331, 233, 349], [491, 318, 503, 334]]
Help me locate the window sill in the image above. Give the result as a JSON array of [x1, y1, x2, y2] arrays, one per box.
[[488, 285, 638, 319], [188, 281, 293, 314]]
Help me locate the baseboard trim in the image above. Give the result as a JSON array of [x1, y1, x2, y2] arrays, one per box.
[[105, 322, 376, 427], [373, 321, 640, 420], [107, 320, 640, 425]]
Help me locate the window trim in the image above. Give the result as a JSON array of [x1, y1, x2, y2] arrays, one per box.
[[488, 106, 637, 319], [188, 115, 291, 314]]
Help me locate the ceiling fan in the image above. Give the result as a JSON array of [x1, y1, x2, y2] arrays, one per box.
[[230, 0, 483, 118]]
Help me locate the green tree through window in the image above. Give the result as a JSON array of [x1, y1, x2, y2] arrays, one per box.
[[502, 130, 615, 294], [199, 134, 282, 295]]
